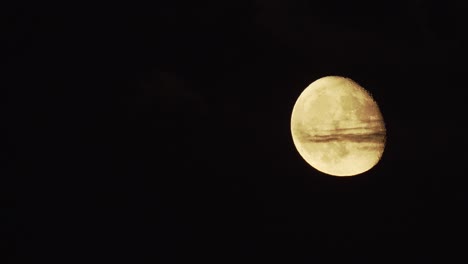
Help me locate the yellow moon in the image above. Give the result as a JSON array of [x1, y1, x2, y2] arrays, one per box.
[[290, 76, 386, 176]]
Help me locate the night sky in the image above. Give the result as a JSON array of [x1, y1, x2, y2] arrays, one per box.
[[8, 1, 468, 263]]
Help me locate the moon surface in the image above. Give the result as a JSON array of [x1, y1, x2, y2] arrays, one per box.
[[290, 76, 386, 176]]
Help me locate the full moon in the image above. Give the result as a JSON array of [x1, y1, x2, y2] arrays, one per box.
[[290, 76, 386, 176]]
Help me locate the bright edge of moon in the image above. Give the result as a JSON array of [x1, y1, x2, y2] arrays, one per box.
[[290, 76, 386, 177]]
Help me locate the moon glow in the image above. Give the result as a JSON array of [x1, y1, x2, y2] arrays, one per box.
[[290, 76, 386, 176]]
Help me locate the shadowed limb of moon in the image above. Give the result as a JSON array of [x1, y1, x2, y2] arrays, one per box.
[[290, 76, 386, 177]]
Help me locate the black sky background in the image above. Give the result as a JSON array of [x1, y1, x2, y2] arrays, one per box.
[[6, 1, 468, 263]]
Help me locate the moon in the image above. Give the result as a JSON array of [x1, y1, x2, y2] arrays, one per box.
[[290, 76, 386, 176]]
